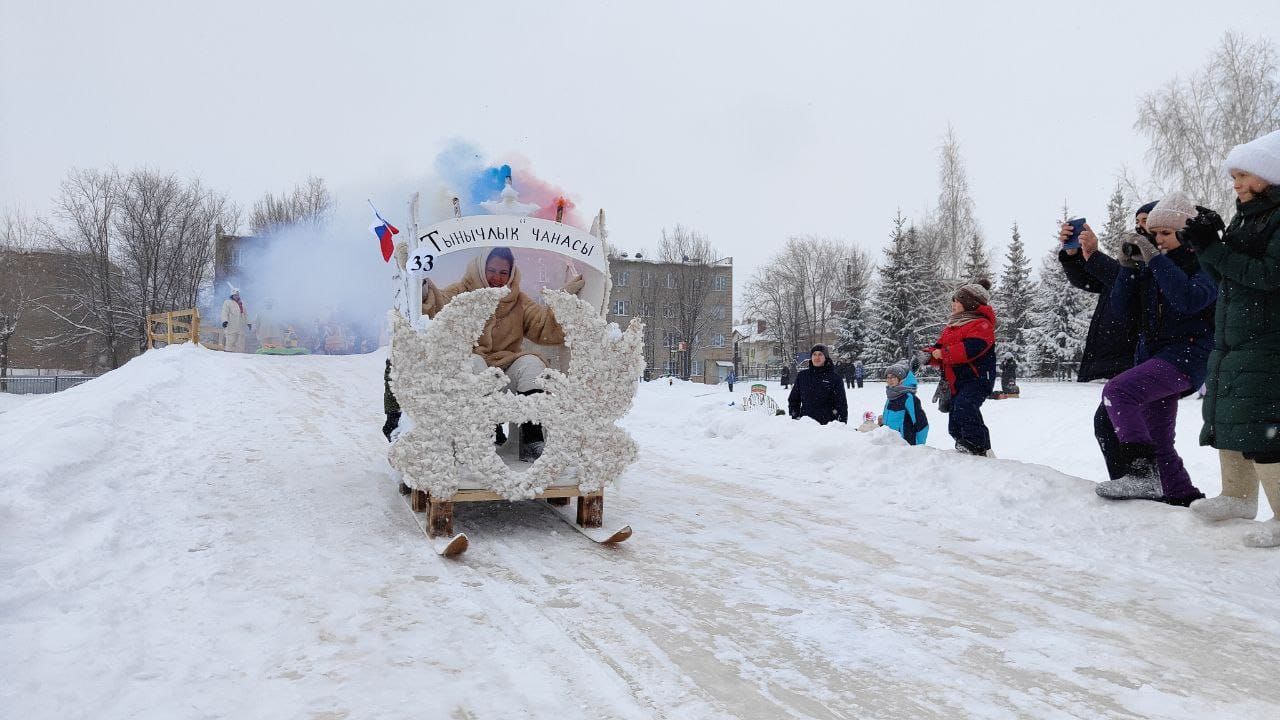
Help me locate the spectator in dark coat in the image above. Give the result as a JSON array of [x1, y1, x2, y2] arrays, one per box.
[[788, 345, 848, 425], [1187, 129, 1280, 548], [780, 365, 791, 388], [1058, 204, 1149, 480], [853, 360, 865, 389]]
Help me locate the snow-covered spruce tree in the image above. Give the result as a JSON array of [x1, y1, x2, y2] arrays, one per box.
[[993, 222, 1037, 364], [1027, 248, 1094, 378], [833, 247, 873, 361], [866, 212, 938, 368], [1098, 182, 1130, 257], [959, 233, 992, 285]]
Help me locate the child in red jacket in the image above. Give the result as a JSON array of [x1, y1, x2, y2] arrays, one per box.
[[922, 279, 998, 456]]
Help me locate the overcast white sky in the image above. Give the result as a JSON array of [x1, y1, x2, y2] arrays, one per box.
[[4, 0, 1278, 307]]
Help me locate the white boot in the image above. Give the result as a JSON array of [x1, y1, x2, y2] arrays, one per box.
[[1242, 519, 1280, 548], [1190, 495, 1258, 522]]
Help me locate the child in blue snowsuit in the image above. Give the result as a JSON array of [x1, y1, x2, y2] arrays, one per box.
[[879, 361, 929, 445]]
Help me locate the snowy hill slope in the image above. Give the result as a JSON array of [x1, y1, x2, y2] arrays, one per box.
[[2, 347, 1279, 720]]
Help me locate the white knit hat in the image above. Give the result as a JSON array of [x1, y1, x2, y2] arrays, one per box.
[[1222, 129, 1280, 185], [1145, 191, 1198, 230]]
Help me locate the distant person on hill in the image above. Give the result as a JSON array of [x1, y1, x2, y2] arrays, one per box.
[[1094, 192, 1216, 507], [922, 279, 997, 457], [853, 359, 865, 389], [1058, 207, 1145, 481], [877, 360, 929, 445], [779, 365, 791, 389], [726, 370, 736, 393], [220, 284, 251, 353], [787, 345, 847, 425]]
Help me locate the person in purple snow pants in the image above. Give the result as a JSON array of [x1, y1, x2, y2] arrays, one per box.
[[1094, 192, 1217, 506]]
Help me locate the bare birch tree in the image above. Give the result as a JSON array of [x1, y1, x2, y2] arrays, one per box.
[[657, 225, 720, 379], [0, 209, 42, 383], [249, 176, 333, 234], [926, 126, 981, 280], [43, 168, 133, 370], [1136, 32, 1280, 215]]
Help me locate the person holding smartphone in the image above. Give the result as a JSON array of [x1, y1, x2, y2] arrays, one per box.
[[1057, 206, 1150, 481]]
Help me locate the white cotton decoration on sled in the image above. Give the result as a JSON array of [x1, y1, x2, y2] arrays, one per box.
[[388, 285, 645, 501]]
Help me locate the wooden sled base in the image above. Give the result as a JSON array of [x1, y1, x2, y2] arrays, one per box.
[[400, 482, 626, 546]]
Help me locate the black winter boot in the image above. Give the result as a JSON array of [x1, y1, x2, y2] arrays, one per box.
[[1096, 443, 1161, 500], [519, 422, 545, 462], [517, 389, 545, 461], [382, 411, 401, 442]]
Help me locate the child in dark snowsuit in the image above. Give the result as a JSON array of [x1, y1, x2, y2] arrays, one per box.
[[879, 360, 929, 445], [924, 279, 997, 456], [1096, 192, 1216, 506]]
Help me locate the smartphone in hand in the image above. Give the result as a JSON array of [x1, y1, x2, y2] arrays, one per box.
[[1062, 218, 1086, 250]]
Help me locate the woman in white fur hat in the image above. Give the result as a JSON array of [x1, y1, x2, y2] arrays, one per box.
[[1184, 129, 1280, 547]]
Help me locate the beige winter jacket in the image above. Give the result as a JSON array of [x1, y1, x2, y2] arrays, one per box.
[[422, 255, 584, 370]]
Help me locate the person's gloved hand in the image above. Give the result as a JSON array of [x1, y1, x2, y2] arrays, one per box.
[[222, 321, 228, 328], [1117, 237, 1139, 269], [1182, 207, 1225, 251], [1131, 233, 1160, 264], [563, 274, 586, 295]]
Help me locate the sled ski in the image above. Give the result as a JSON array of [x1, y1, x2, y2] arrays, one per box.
[[400, 484, 469, 557], [542, 498, 632, 544]]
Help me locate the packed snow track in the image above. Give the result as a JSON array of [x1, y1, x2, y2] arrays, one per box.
[[2, 346, 1278, 719]]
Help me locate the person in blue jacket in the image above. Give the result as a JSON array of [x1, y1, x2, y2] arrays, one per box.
[[1095, 192, 1217, 506], [878, 360, 929, 445]]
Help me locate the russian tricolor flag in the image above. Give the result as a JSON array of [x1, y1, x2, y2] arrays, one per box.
[[369, 202, 399, 263]]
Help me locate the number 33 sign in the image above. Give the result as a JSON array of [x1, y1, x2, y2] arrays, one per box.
[[408, 251, 435, 275]]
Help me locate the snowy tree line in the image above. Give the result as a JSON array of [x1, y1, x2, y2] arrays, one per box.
[[746, 31, 1278, 379], [1, 171, 331, 371]]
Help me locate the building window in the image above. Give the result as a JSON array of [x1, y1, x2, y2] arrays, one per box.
[[612, 299, 630, 316], [663, 304, 675, 318], [639, 272, 652, 287], [709, 305, 726, 320], [691, 360, 703, 376], [713, 334, 726, 348], [665, 272, 677, 289], [713, 274, 728, 291], [641, 302, 655, 317]]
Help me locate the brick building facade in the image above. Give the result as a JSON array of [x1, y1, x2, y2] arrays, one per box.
[[0, 249, 137, 376], [604, 255, 734, 384]]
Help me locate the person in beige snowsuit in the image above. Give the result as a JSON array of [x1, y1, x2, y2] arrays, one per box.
[[421, 247, 584, 460], [220, 285, 251, 353]]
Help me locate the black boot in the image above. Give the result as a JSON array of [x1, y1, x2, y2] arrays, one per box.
[[382, 411, 401, 442], [517, 389, 545, 461], [519, 421, 545, 462], [1096, 443, 1161, 500]]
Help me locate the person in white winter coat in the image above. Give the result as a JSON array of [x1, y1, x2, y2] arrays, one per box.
[[254, 298, 281, 348], [220, 285, 252, 353]]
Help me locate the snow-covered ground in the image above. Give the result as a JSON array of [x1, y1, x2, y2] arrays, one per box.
[[3, 346, 1278, 720]]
